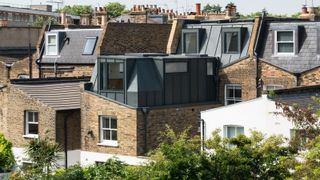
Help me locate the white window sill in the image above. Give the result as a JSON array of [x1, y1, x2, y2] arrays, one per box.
[[97, 141, 118, 147], [23, 134, 39, 139]]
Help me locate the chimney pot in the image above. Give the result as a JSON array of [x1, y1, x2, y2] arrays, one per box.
[[196, 3, 201, 15]]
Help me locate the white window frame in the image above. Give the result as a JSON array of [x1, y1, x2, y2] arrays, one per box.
[[98, 116, 118, 147], [225, 84, 242, 105], [24, 111, 39, 138], [45, 33, 59, 56], [223, 125, 244, 138], [274, 30, 295, 56]]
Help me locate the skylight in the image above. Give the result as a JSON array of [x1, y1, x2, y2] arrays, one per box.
[[83, 37, 97, 55]]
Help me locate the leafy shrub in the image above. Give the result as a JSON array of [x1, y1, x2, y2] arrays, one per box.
[[0, 133, 15, 173], [53, 165, 85, 180]]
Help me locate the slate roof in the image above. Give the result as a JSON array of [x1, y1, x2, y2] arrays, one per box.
[[260, 20, 320, 73], [41, 29, 102, 64], [11, 80, 86, 110], [273, 85, 320, 111], [177, 21, 254, 66]]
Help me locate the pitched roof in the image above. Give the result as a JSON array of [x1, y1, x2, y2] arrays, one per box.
[[12, 80, 85, 110], [40, 29, 102, 64]]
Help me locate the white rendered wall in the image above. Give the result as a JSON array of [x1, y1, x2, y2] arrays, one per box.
[[201, 95, 294, 141]]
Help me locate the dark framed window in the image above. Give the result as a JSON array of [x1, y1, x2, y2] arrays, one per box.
[[25, 111, 39, 135], [100, 116, 117, 142], [83, 37, 98, 55], [225, 84, 241, 105], [165, 62, 188, 73], [223, 31, 240, 54], [107, 63, 124, 90], [182, 29, 200, 54]]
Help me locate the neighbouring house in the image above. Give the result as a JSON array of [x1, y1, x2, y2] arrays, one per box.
[[201, 85, 320, 146], [0, 4, 80, 27], [0, 77, 89, 167], [78, 54, 220, 165], [170, 16, 260, 105], [0, 26, 41, 86], [35, 22, 172, 78]]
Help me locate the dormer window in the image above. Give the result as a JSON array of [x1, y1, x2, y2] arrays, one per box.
[[182, 29, 201, 54], [83, 37, 97, 55], [45, 33, 58, 56], [222, 28, 242, 54], [275, 30, 295, 55]]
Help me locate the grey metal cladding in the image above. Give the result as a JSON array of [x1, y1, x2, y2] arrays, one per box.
[[261, 22, 320, 73], [41, 29, 102, 64], [179, 22, 253, 66]]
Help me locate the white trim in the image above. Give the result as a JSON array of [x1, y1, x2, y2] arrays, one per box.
[[274, 30, 295, 56], [223, 125, 244, 138], [97, 140, 118, 147], [100, 116, 118, 142], [25, 111, 39, 136], [45, 33, 59, 56], [22, 134, 38, 139], [224, 84, 242, 105]]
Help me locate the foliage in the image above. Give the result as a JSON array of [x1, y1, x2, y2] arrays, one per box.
[[84, 158, 128, 180], [203, 3, 222, 13], [0, 134, 15, 173], [204, 130, 296, 179], [33, 16, 58, 27], [104, 2, 127, 18], [145, 126, 203, 179], [59, 5, 93, 16], [53, 165, 85, 180], [23, 136, 62, 179]]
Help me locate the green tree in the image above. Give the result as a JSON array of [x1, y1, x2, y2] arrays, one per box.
[[59, 5, 93, 16], [104, 2, 127, 18], [203, 3, 222, 13], [23, 136, 62, 179], [33, 16, 58, 27], [0, 134, 15, 173]]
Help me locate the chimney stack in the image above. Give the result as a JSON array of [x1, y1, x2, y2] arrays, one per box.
[[60, 12, 67, 25], [196, 3, 201, 15]]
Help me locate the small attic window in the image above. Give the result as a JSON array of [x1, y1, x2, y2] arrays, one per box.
[[83, 37, 97, 55], [45, 33, 58, 56]]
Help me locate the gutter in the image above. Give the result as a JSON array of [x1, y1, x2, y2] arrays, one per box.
[[141, 107, 149, 155], [254, 11, 266, 98]]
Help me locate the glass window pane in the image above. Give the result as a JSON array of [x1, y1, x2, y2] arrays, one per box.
[[28, 112, 33, 122], [207, 62, 213, 75], [34, 112, 38, 122], [227, 127, 236, 138], [107, 63, 124, 90], [111, 118, 117, 129], [28, 124, 38, 134], [278, 43, 294, 53], [224, 32, 239, 53], [102, 130, 108, 140], [227, 87, 234, 98], [48, 35, 56, 44], [236, 127, 244, 136], [47, 45, 57, 55], [101, 117, 109, 128], [235, 88, 241, 98], [83, 37, 97, 55], [277, 31, 293, 41], [111, 130, 117, 141], [184, 32, 197, 53], [165, 62, 188, 73]]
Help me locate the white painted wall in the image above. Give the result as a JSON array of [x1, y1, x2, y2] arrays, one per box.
[[201, 95, 294, 141]]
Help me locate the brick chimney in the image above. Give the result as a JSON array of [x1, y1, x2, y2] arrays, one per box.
[[80, 14, 91, 25], [196, 3, 201, 15], [60, 12, 67, 25]]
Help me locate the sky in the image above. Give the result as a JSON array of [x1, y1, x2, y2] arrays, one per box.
[[0, 0, 314, 15]]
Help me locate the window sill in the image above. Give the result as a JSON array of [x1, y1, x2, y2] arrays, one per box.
[[97, 141, 118, 147], [23, 134, 38, 139]]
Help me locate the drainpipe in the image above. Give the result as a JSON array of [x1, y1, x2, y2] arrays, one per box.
[[254, 10, 266, 98], [28, 25, 32, 79], [54, 58, 58, 77], [5, 64, 12, 81], [200, 119, 205, 152], [64, 113, 69, 169], [141, 107, 149, 155]]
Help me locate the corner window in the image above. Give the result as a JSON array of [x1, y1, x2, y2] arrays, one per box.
[[207, 62, 213, 75], [182, 29, 200, 54], [25, 111, 39, 135], [99, 116, 118, 146], [107, 63, 124, 90], [225, 84, 241, 105], [83, 37, 97, 55], [275, 31, 295, 54], [223, 31, 240, 54], [224, 125, 244, 138], [45, 33, 58, 55], [165, 62, 188, 73]]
